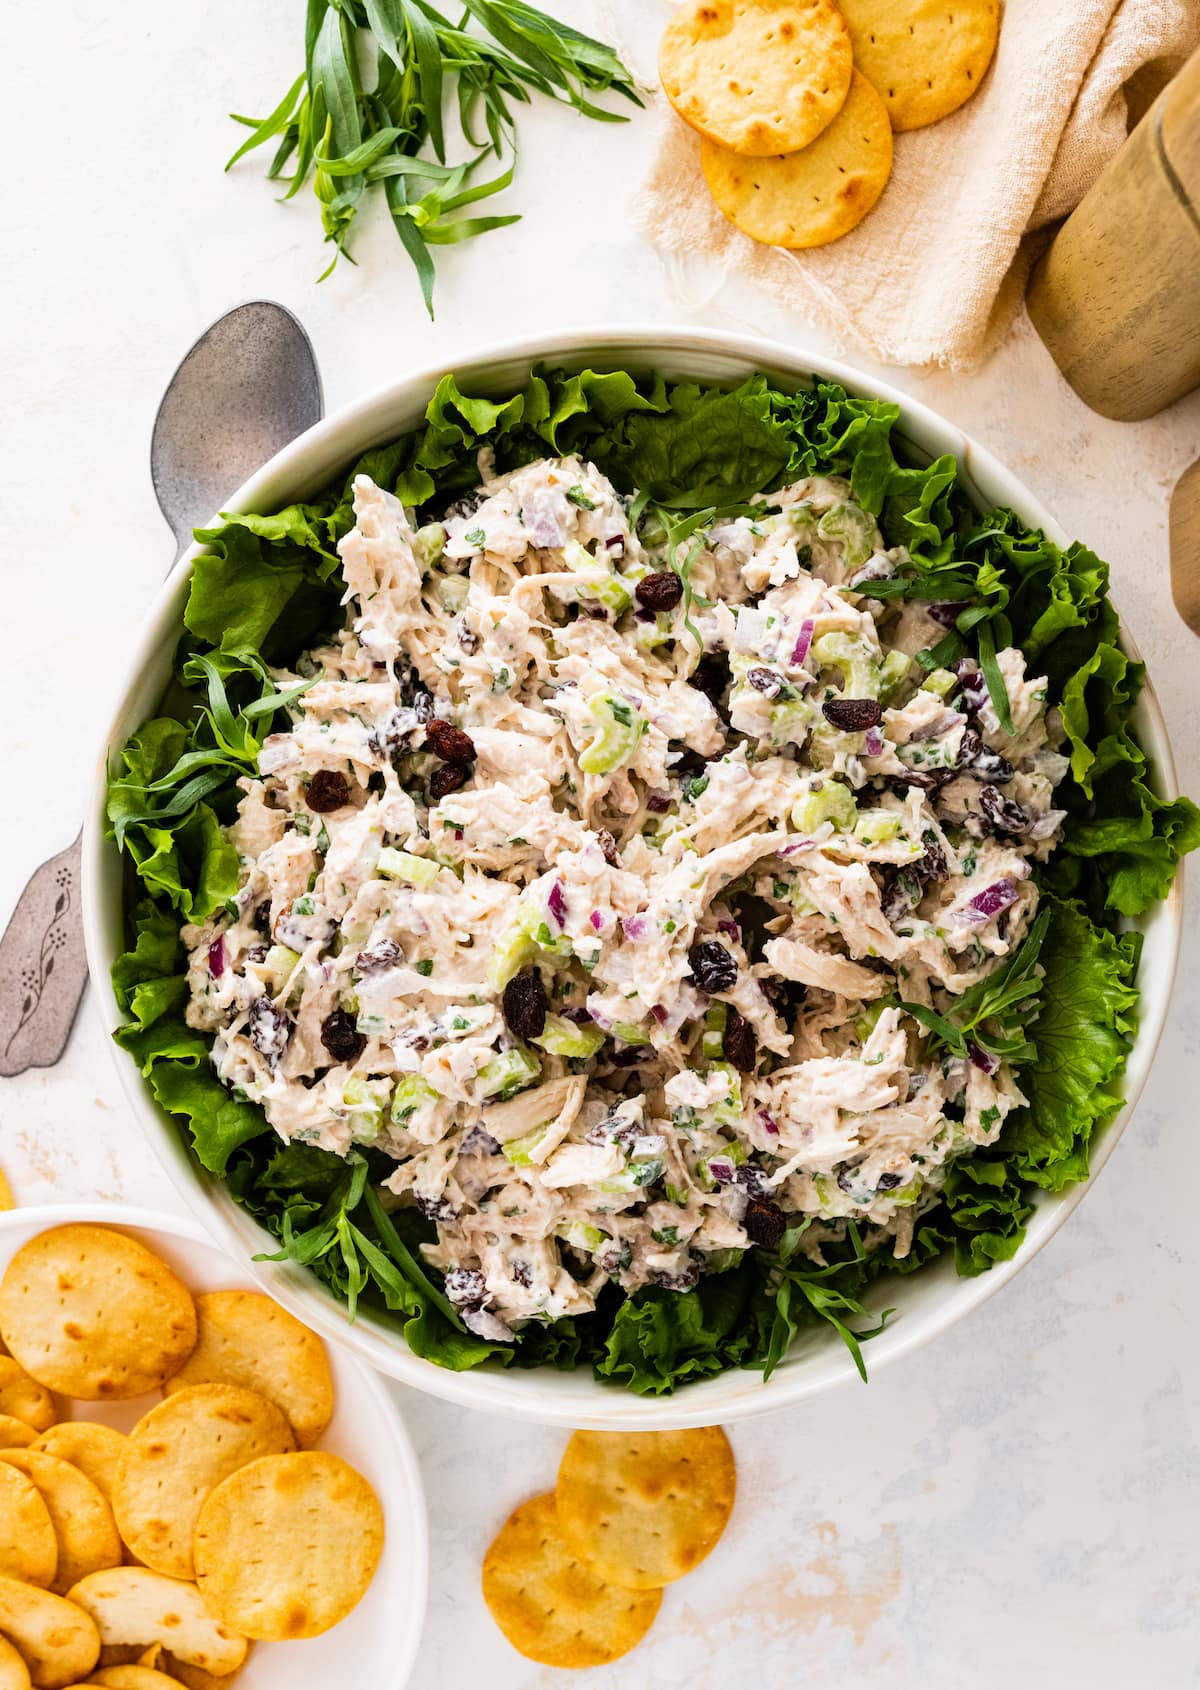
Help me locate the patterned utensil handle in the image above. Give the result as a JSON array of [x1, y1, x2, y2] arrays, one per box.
[[0, 832, 87, 1077]]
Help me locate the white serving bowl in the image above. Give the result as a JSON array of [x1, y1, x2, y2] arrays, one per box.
[[0, 1204, 427, 1687], [84, 328, 1184, 1429]]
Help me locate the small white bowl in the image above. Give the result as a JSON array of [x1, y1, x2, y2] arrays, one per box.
[[0, 1204, 428, 1687], [83, 328, 1184, 1429]]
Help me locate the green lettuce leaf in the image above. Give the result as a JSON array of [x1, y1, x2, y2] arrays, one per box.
[[1003, 898, 1141, 1190]]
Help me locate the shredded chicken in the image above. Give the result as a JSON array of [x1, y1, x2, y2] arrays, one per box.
[[182, 457, 1065, 1334]]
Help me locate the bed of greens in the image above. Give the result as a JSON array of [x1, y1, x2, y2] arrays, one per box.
[[107, 366, 1199, 1394]]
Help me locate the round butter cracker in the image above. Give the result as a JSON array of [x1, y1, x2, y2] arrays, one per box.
[[556, 1426, 736, 1589], [838, 0, 1000, 131], [661, 0, 853, 156], [483, 1492, 661, 1668], [701, 67, 893, 248]]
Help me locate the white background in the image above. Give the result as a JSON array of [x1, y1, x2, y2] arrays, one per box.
[[2, 2, 1199, 1685]]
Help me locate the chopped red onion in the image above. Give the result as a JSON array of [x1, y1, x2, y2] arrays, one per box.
[[864, 727, 884, 757], [589, 910, 604, 933], [716, 918, 741, 941], [651, 1003, 669, 1025], [208, 936, 226, 979], [547, 881, 568, 928], [621, 914, 649, 941], [968, 878, 1019, 919], [708, 1156, 736, 1185], [969, 1042, 1000, 1075], [756, 1108, 780, 1137], [791, 618, 814, 666]]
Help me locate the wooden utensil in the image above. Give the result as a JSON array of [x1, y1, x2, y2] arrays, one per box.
[[1170, 458, 1200, 635], [1027, 47, 1200, 421]]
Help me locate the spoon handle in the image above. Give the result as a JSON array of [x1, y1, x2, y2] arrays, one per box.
[[0, 832, 87, 1077]]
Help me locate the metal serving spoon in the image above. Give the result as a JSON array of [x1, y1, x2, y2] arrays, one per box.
[[0, 301, 323, 1077]]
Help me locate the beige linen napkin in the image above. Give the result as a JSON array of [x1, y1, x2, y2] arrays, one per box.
[[628, 0, 1200, 369]]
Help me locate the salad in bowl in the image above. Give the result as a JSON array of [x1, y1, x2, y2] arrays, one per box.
[[100, 343, 1198, 1408]]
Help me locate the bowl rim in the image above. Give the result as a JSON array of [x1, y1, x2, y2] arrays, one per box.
[[82, 323, 1185, 1429], [0, 1200, 429, 1685]]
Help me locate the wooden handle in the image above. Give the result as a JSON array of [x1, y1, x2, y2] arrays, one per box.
[[1170, 458, 1200, 636], [1027, 48, 1200, 422]]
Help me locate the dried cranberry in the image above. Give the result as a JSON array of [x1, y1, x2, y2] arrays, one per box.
[[356, 940, 401, 974], [429, 763, 468, 800], [876, 1171, 903, 1191], [654, 1258, 701, 1292], [747, 667, 783, 697], [416, 1193, 458, 1222], [723, 1007, 758, 1072], [502, 970, 547, 1040], [444, 1267, 487, 1306], [635, 571, 683, 611], [646, 792, 671, 814], [321, 1009, 365, 1064], [306, 770, 350, 812], [743, 1196, 786, 1250], [958, 728, 1014, 784], [881, 866, 924, 924], [979, 785, 1031, 835], [425, 719, 476, 764], [688, 652, 730, 707], [822, 698, 883, 731], [596, 829, 619, 867], [928, 601, 970, 627], [687, 939, 738, 994], [917, 833, 949, 884], [247, 997, 293, 1064], [511, 1259, 533, 1289], [885, 768, 952, 796]]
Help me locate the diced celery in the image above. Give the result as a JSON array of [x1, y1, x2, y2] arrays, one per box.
[[578, 693, 646, 776], [813, 1173, 838, 1208], [891, 1175, 924, 1207], [390, 1074, 439, 1129], [879, 649, 912, 701], [701, 1003, 727, 1062], [792, 782, 858, 834], [708, 1062, 743, 1129], [598, 1157, 664, 1194], [534, 1013, 605, 1059], [503, 1123, 548, 1165], [765, 698, 816, 748], [817, 500, 878, 568], [853, 811, 902, 846], [611, 1020, 651, 1046], [636, 611, 674, 650], [811, 632, 882, 699], [665, 1182, 690, 1208], [921, 666, 959, 699], [262, 945, 300, 993], [478, 1047, 542, 1101], [485, 902, 573, 994], [437, 573, 469, 614], [706, 1247, 746, 1273], [413, 523, 446, 572], [558, 1221, 605, 1251], [342, 1075, 391, 1141], [563, 540, 634, 615], [378, 848, 440, 889], [853, 998, 893, 1043]]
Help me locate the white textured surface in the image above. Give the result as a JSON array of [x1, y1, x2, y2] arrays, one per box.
[[1, 2, 1198, 1685]]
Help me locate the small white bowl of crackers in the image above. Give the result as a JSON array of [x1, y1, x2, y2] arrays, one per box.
[[660, 0, 1001, 248], [0, 1206, 426, 1690], [484, 1426, 736, 1670]]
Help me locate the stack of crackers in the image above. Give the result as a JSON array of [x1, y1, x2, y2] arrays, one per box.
[[661, 0, 1001, 249], [483, 1427, 736, 1668], [0, 1223, 384, 1690]]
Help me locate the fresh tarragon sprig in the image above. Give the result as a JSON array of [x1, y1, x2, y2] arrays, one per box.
[[226, 0, 641, 313]]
